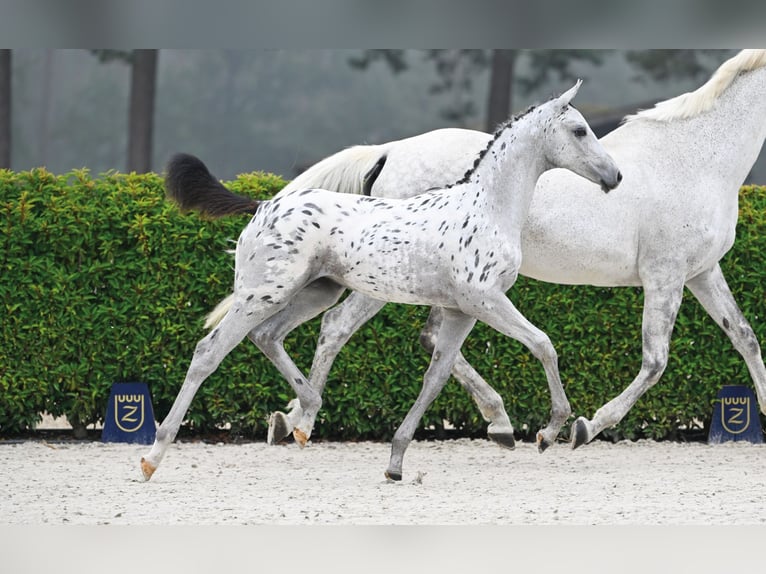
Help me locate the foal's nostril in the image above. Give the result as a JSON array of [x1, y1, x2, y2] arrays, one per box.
[[617, 171, 623, 183]]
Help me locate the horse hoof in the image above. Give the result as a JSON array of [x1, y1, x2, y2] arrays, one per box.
[[267, 411, 292, 445], [571, 418, 590, 450], [488, 431, 516, 450], [385, 470, 402, 482], [140, 457, 157, 481], [536, 432, 552, 453], [293, 428, 309, 448]]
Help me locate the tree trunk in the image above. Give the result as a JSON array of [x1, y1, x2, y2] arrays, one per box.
[[127, 49, 158, 173], [39, 50, 54, 167], [485, 49, 517, 133], [0, 50, 11, 169]]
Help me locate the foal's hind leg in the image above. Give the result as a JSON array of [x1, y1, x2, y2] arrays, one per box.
[[266, 291, 388, 443], [420, 307, 515, 449], [141, 296, 285, 480], [386, 309, 476, 481], [686, 264, 766, 414], [247, 278, 346, 445]]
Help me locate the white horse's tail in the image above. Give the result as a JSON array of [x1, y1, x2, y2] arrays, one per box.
[[204, 143, 390, 330], [279, 143, 390, 196]]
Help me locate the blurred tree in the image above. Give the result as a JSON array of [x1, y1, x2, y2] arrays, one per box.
[[38, 50, 53, 166], [127, 50, 158, 173], [625, 49, 726, 81], [0, 50, 10, 168], [91, 49, 158, 173], [349, 49, 727, 132], [351, 49, 605, 131]]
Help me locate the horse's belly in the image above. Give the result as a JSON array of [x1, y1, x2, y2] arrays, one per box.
[[520, 177, 643, 287], [519, 227, 641, 287], [520, 252, 640, 286]]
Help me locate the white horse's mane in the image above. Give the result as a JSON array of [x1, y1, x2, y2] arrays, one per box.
[[624, 49, 766, 124]]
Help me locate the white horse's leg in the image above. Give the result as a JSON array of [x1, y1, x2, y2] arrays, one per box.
[[386, 309, 476, 481], [466, 295, 571, 452], [141, 297, 283, 480], [686, 264, 766, 413], [571, 280, 685, 448], [419, 307, 515, 449], [308, 291, 388, 394], [246, 279, 346, 445]]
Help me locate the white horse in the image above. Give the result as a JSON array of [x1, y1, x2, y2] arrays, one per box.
[[207, 49, 766, 451], [141, 81, 621, 481]]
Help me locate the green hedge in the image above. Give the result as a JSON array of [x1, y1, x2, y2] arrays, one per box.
[[1, 168, 764, 441]]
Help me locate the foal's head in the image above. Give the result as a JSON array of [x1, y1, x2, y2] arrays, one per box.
[[542, 80, 622, 193]]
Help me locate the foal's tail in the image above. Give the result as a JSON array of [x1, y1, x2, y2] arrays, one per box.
[[165, 153, 261, 218], [204, 292, 237, 330]]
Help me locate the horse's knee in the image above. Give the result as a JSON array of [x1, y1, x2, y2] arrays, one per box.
[[736, 325, 761, 357], [530, 335, 558, 365], [642, 351, 668, 384], [479, 389, 506, 420], [300, 391, 322, 415], [192, 337, 215, 363], [318, 306, 352, 347], [250, 325, 282, 355]]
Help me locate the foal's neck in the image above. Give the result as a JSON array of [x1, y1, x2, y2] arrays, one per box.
[[462, 110, 547, 217]]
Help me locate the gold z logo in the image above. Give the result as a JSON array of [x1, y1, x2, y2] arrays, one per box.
[[121, 405, 139, 423], [115, 394, 145, 432], [728, 407, 745, 425], [721, 396, 750, 435]]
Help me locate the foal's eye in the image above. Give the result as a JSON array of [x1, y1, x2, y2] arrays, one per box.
[[573, 127, 587, 138]]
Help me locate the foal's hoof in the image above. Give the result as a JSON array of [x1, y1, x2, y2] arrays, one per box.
[[267, 411, 292, 445], [536, 432, 552, 453], [384, 470, 402, 482], [571, 417, 591, 450], [140, 457, 157, 482], [488, 431, 516, 450], [293, 428, 309, 448]]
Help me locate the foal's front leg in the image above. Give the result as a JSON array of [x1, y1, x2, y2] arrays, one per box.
[[465, 293, 571, 452], [419, 307, 515, 449], [386, 309, 477, 481]]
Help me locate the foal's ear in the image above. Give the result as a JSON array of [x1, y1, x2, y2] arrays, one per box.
[[556, 79, 583, 108]]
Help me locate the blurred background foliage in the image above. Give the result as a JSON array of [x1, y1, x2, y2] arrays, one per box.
[[3, 49, 763, 183]]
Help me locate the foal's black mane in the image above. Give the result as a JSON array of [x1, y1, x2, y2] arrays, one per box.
[[447, 103, 538, 188]]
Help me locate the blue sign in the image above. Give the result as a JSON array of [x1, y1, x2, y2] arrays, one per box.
[[102, 382, 156, 444], [708, 385, 763, 444]]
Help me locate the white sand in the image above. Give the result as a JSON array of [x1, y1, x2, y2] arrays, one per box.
[[2, 437, 765, 525]]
